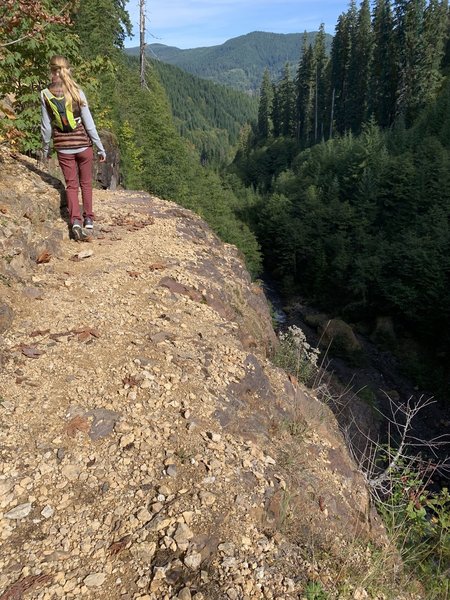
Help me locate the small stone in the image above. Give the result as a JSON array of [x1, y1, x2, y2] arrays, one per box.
[[184, 552, 202, 570], [0, 302, 14, 333], [218, 542, 235, 556], [76, 249, 94, 260], [0, 480, 13, 496], [84, 573, 106, 587], [57, 448, 65, 461], [199, 491, 216, 507], [5, 503, 32, 519], [62, 464, 81, 481], [119, 433, 135, 449], [166, 465, 177, 477], [41, 505, 54, 519], [132, 542, 157, 562], [207, 432, 221, 443], [178, 588, 192, 600], [136, 507, 152, 523], [182, 511, 194, 524], [63, 579, 77, 593], [22, 286, 45, 300], [174, 523, 193, 544]]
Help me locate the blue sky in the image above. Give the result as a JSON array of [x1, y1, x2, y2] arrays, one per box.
[[125, 0, 349, 49]]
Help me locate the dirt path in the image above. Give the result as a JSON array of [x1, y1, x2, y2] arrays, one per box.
[[0, 181, 420, 600], [0, 189, 300, 599]]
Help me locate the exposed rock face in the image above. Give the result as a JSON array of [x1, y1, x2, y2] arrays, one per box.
[[0, 149, 66, 285], [0, 153, 419, 599], [95, 129, 120, 190]]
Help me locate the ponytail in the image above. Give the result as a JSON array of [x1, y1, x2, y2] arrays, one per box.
[[49, 55, 86, 107]]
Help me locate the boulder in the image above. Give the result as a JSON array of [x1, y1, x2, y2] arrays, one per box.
[[95, 130, 120, 190], [371, 316, 396, 347], [318, 318, 362, 357]]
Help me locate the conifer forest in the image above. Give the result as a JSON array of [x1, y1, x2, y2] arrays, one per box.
[[233, 0, 450, 397]]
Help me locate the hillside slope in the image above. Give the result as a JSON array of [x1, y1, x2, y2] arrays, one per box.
[[126, 31, 332, 93], [150, 58, 258, 165], [0, 151, 423, 600]]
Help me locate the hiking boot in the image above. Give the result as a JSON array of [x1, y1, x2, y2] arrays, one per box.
[[72, 220, 83, 240], [83, 217, 94, 230]]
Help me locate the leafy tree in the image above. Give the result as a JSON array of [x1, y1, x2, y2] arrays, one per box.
[[0, 0, 79, 150]]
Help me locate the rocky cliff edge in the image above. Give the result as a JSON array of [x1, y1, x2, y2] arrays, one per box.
[[0, 151, 410, 600]]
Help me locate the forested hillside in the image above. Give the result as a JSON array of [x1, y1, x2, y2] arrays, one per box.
[[0, 0, 261, 275], [151, 59, 258, 166], [232, 0, 450, 395], [126, 31, 332, 93]]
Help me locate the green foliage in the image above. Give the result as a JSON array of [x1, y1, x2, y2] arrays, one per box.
[[233, 73, 450, 391], [71, 0, 132, 59], [376, 455, 450, 599], [257, 68, 273, 139], [0, 0, 79, 150], [252, 0, 449, 151], [304, 581, 329, 600]]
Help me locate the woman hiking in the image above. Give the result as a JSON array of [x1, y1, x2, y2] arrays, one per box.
[[40, 55, 106, 240]]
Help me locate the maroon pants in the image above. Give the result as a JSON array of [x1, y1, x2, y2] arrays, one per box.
[[57, 147, 94, 224]]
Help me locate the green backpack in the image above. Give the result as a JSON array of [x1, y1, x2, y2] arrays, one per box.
[[42, 88, 78, 132]]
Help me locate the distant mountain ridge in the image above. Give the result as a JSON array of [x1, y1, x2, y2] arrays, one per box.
[[125, 30, 332, 94]]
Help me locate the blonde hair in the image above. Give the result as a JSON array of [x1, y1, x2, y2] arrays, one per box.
[[49, 55, 86, 106]]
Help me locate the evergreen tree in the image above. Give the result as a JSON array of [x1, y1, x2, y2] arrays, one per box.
[[257, 68, 273, 140], [422, 0, 449, 103], [394, 0, 429, 123], [313, 23, 329, 142], [330, 10, 353, 134], [371, 0, 397, 127], [279, 63, 296, 137], [271, 83, 282, 137], [347, 0, 373, 133], [296, 37, 315, 145], [71, 0, 132, 59]]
